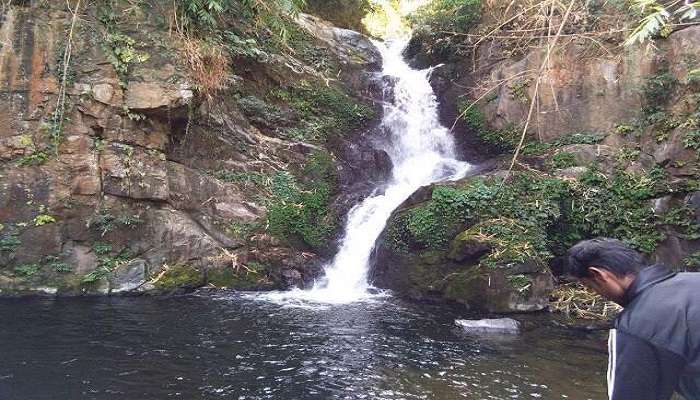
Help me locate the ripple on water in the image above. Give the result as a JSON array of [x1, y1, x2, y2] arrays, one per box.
[[0, 295, 607, 400]]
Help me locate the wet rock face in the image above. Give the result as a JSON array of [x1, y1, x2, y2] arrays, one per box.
[[0, 4, 383, 296]]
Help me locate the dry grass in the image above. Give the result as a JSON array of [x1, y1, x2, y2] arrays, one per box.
[[178, 36, 231, 101], [550, 282, 622, 320]]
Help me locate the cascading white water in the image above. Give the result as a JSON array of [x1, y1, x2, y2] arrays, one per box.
[[261, 39, 471, 305]]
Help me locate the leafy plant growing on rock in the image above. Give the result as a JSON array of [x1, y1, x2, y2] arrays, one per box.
[[33, 214, 57, 226], [14, 263, 40, 277], [82, 242, 133, 284], [266, 151, 338, 249]]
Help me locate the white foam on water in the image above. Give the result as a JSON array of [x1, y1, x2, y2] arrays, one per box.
[[256, 39, 471, 306]]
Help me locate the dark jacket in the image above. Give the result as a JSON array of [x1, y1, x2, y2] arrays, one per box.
[[608, 264, 700, 400]]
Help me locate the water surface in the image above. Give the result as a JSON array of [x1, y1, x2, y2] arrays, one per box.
[[0, 293, 607, 399]]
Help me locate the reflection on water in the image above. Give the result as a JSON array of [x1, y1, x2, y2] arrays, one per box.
[[0, 293, 607, 399]]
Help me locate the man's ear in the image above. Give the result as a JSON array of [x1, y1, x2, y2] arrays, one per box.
[[588, 267, 609, 282]]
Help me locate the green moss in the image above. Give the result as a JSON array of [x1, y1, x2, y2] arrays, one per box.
[[226, 221, 261, 242], [155, 265, 204, 289], [207, 262, 273, 289], [443, 268, 489, 305]]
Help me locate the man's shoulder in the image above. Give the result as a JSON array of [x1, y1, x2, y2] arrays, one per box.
[[616, 272, 700, 359]]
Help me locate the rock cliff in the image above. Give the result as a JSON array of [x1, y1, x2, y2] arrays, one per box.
[[376, 2, 700, 313], [0, 1, 385, 296]]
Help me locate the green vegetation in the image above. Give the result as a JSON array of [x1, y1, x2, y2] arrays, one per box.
[[99, 6, 149, 85], [33, 214, 57, 227], [41, 117, 66, 157], [81, 242, 133, 283], [207, 261, 273, 289], [408, 0, 481, 59], [625, 0, 699, 46], [45, 256, 73, 273], [387, 173, 568, 269], [460, 107, 519, 150], [683, 252, 700, 271], [237, 95, 289, 128], [213, 169, 269, 186], [0, 233, 21, 253], [17, 151, 49, 167], [521, 132, 606, 155], [16, 135, 49, 167], [226, 221, 261, 242], [509, 79, 531, 104], [87, 208, 141, 236], [272, 81, 376, 143], [154, 264, 204, 289], [460, 105, 605, 154], [177, 0, 305, 42], [212, 151, 338, 249], [641, 69, 677, 119], [561, 166, 667, 253], [14, 263, 40, 277], [661, 206, 700, 241], [548, 152, 577, 169], [266, 170, 335, 249], [268, 152, 338, 248], [387, 158, 681, 269]]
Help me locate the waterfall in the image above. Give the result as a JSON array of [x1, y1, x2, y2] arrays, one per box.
[[261, 40, 471, 305]]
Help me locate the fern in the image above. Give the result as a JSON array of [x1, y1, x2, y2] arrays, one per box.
[[625, 0, 699, 46], [178, 0, 306, 42]]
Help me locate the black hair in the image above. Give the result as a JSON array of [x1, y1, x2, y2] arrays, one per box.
[[565, 238, 648, 278]]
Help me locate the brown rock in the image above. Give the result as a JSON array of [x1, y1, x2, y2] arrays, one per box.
[[101, 143, 169, 200], [125, 82, 193, 111]]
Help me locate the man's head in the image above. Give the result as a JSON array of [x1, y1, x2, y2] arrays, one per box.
[[565, 238, 648, 304]]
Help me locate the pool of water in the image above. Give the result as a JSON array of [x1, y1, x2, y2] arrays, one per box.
[[0, 292, 608, 399]]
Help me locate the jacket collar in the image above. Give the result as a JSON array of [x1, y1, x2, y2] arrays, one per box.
[[621, 264, 676, 307]]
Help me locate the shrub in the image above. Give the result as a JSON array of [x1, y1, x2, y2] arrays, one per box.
[[548, 152, 577, 169], [387, 173, 568, 263], [266, 172, 335, 249]]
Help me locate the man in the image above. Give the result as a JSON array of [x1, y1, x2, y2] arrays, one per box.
[[564, 238, 700, 400]]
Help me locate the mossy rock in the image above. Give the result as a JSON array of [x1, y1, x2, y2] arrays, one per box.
[[206, 266, 275, 290], [154, 265, 205, 290], [447, 232, 491, 262]]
